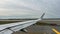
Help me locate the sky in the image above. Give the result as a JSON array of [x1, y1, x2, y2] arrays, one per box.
[[0, 0, 60, 19]]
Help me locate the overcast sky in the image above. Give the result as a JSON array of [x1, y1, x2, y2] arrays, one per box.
[[0, 0, 60, 19]]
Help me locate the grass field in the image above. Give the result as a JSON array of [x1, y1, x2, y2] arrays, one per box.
[[0, 21, 22, 24], [0, 20, 51, 25], [36, 21, 51, 25]]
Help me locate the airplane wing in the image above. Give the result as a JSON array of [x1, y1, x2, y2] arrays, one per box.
[[0, 20, 37, 34], [0, 13, 45, 34]]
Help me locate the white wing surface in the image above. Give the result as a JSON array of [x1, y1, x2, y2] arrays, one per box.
[[0, 13, 45, 34], [0, 20, 37, 34]]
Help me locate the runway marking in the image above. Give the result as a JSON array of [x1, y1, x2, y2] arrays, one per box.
[[52, 28, 60, 34]]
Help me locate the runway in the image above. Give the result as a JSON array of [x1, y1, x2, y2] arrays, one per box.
[[12, 25, 60, 34]]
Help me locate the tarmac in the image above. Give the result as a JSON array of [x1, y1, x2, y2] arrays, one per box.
[[12, 25, 60, 34]]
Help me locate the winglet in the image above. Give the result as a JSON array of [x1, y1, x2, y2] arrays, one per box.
[[37, 13, 45, 21], [41, 13, 45, 19]]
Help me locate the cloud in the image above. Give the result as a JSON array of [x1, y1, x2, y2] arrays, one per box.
[[0, 0, 60, 18], [0, 0, 44, 17]]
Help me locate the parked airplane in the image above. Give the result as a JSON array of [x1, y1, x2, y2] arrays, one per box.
[[0, 13, 45, 34]]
